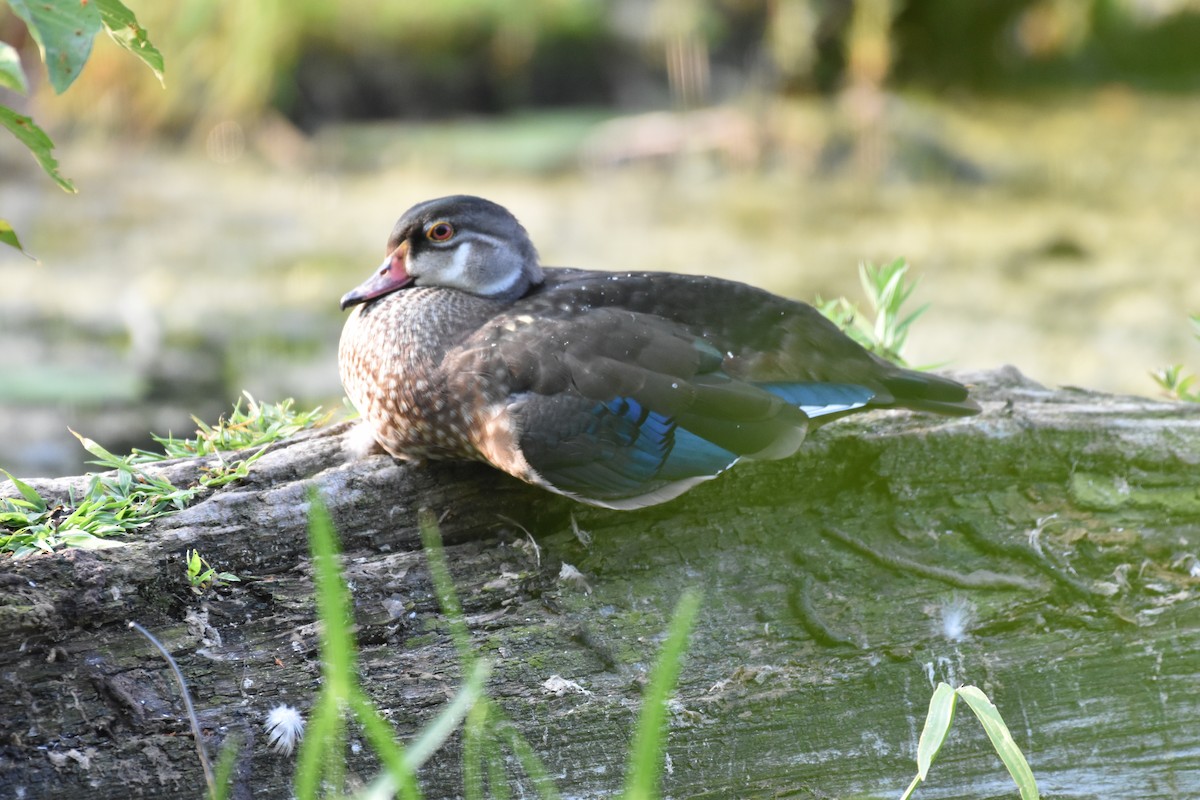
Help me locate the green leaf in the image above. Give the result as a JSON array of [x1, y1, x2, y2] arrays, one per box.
[[95, 0, 164, 86], [7, 0, 103, 94], [1, 470, 47, 512], [0, 107, 76, 193], [0, 218, 37, 259], [0, 43, 29, 93], [70, 429, 129, 470], [958, 685, 1040, 800], [57, 530, 128, 550], [187, 549, 202, 580], [915, 683, 957, 779]]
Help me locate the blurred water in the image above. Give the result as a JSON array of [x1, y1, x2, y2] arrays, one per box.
[[2, 93, 1199, 478]]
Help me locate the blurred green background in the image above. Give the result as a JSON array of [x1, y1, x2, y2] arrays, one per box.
[[2, 0, 1200, 477]]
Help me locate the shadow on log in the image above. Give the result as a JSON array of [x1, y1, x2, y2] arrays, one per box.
[[2, 367, 1199, 798]]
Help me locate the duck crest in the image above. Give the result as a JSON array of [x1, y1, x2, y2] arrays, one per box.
[[338, 195, 980, 509]]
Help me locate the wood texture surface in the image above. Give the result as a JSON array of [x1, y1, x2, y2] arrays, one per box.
[[2, 367, 1198, 799]]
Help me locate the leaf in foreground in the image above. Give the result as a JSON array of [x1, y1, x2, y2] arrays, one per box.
[[5, 0, 102, 94], [0, 42, 29, 93], [0, 219, 35, 258], [901, 684, 1039, 800], [95, 0, 165, 85], [0, 107, 76, 193], [915, 682, 957, 780], [295, 492, 422, 800], [958, 685, 1040, 800]]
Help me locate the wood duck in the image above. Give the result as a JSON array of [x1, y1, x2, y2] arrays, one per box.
[[338, 195, 980, 509]]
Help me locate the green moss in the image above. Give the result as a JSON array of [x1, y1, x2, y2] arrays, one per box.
[[1070, 471, 1200, 513], [407, 631, 442, 650], [1070, 472, 1132, 511], [1131, 486, 1200, 514]]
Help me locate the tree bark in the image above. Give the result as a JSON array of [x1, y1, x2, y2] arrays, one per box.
[[2, 367, 1199, 799]]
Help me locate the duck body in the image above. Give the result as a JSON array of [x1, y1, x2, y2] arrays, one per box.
[[339, 196, 979, 509]]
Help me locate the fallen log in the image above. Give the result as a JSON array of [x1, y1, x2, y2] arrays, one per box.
[[1, 367, 1198, 798]]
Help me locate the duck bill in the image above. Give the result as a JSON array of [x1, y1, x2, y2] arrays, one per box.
[[340, 241, 413, 310]]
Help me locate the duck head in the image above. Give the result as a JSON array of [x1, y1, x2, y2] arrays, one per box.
[[340, 195, 544, 310]]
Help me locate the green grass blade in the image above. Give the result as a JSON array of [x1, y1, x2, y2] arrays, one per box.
[[897, 304, 930, 336], [307, 489, 356, 691], [483, 723, 512, 800], [915, 683, 957, 779], [351, 691, 422, 800], [957, 685, 1040, 800], [407, 659, 490, 770], [295, 491, 360, 799], [303, 492, 459, 800], [70, 429, 132, 470], [495, 713, 559, 800], [360, 659, 493, 800], [877, 266, 908, 311], [1, 469, 47, 511], [418, 510, 557, 797], [859, 261, 881, 303], [418, 508, 475, 666], [463, 699, 488, 800], [56, 530, 128, 550], [294, 691, 342, 800], [211, 733, 240, 800], [623, 589, 701, 800]]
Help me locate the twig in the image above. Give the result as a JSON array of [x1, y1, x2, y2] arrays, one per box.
[[128, 620, 216, 797]]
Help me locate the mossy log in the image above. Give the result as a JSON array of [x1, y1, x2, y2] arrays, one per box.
[[2, 367, 1199, 799]]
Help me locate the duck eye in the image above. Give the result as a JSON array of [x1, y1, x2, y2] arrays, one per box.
[[427, 221, 455, 242]]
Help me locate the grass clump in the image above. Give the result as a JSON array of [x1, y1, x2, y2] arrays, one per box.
[[1151, 313, 1200, 402], [0, 450, 200, 558], [418, 508, 562, 800], [128, 393, 332, 464], [186, 548, 241, 594], [0, 395, 330, 557], [295, 493, 426, 799], [816, 258, 930, 367], [283, 501, 700, 800]]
